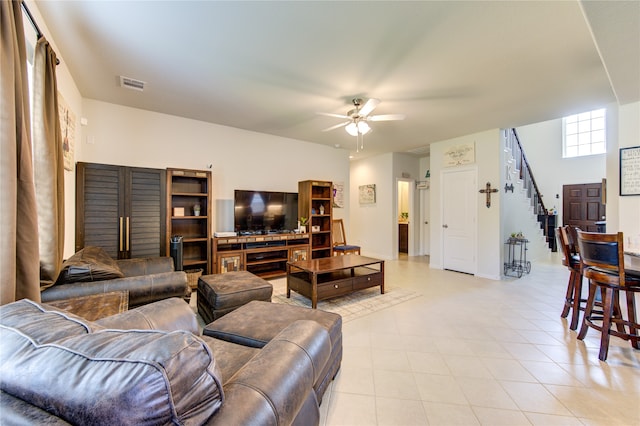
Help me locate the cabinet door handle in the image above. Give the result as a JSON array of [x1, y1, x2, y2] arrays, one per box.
[[119, 217, 124, 251], [126, 217, 130, 251]]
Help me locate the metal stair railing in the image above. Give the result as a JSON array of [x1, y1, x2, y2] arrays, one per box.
[[504, 128, 553, 249]]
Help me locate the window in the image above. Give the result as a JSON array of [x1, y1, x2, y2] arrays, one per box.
[[562, 108, 606, 157], [23, 7, 38, 121]]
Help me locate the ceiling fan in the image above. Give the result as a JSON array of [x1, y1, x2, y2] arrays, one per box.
[[317, 98, 406, 151]]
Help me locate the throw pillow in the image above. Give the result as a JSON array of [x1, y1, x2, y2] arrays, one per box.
[[56, 246, 124, 284]]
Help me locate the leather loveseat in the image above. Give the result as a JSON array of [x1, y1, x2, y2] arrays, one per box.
[[40, 246, 191, 308], [0, 297, 331, 425]]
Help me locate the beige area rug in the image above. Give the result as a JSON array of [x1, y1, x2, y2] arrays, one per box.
[[269, 278, 421, 323]]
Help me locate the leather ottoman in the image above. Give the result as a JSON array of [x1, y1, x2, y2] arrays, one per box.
[[197, 272, 273, 324], [203, 300, 342, 403]]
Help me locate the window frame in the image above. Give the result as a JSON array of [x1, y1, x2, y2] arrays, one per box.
[[562, 108, 607, 158]]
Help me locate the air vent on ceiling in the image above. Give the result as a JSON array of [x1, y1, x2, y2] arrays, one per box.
[[119, 75, 145, 92], [407, 145, 431, 155]]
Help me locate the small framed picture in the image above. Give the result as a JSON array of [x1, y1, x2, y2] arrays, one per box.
[[173, 207, 185, 217], [359, 184, 376, 204], [311, 225, 320, 233]]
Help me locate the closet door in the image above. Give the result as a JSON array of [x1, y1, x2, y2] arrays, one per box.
[[76, 163, 165, 259], [76, 163, 123, 258], [128, 167, 166, 258]]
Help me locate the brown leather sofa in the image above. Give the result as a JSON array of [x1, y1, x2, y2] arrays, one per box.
[[41, 252, 191, 308], [0, 298, 331, 425]]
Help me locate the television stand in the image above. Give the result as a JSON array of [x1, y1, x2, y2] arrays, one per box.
[[213, 233, 310, 279]]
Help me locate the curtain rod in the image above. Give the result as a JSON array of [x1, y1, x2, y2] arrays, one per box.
[[20, 1, 60, 65], [21, 1, 43, 39]]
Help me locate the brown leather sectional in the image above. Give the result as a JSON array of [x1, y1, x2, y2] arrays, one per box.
[[41, 254, 191, 308], [0, 297, 339, 425]]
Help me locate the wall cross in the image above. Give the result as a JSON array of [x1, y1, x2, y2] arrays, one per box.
[[479, 182, 499, 208]]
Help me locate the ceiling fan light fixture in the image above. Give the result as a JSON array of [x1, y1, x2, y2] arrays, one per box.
[[345, 121, 371, 136], [345, 122, 358, 136]]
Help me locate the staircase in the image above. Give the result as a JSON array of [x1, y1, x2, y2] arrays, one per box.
[[502, 129, 554, 260]]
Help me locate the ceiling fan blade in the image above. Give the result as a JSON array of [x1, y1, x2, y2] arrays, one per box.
[[317, 112, 350, 119], [369, 114, 406, 122], [357, 98, 380, 117], [322, 121, 350, 132]]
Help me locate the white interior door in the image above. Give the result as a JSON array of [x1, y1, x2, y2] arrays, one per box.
[[442, 168, 476, 274]]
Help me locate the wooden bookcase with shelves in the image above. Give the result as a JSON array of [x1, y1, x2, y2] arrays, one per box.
[[298, 180, 333, 259], [213, 234, 310, 279], [166, 168, 212, 274]]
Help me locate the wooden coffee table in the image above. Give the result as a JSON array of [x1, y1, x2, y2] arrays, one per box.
[[287, 255, 384, 308]]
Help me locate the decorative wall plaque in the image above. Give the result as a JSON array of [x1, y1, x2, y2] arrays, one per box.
[[443, 142, 475, 167], [620, 146, 640, 196], [359, 184, 376, 204], [333, 182, 344, 208], [58, 93, 76, 171]]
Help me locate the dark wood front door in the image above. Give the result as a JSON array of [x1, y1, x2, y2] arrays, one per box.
[[562, 183, 605, 232]]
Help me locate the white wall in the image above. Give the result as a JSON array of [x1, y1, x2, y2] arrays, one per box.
[[77, 99, 350, 254], [430, 129, 502, 279], [516, 112, 608, 225], [350, 154, 393, 259], [348, 153, 422, 260], [612, 101, 640, 238]]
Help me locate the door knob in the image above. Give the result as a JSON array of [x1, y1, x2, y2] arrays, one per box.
[[443, 224, 448, 228]]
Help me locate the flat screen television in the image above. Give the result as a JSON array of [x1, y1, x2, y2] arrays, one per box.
[[234, 190, 298, 234]]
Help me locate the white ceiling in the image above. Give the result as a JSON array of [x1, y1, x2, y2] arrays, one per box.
[[33, 1, 639, 160]]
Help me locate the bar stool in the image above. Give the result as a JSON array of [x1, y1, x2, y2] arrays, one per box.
[[576, 231, 640, 361], [557, 226, 584, 330]]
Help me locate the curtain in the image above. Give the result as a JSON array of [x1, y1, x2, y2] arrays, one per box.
[[33, 37, 64, 288], [0, 0, 41, 304]]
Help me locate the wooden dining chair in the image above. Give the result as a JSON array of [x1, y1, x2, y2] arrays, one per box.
[[576, 230, 640, 361], [332, 219, 361, 255], [557, 226, 585, 330]]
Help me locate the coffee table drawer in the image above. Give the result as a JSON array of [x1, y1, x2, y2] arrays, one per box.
[[353, 272, 382, 290], [317, 277, 353, 299]]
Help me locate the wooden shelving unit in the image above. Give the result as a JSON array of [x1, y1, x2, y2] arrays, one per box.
[[298, 180, 333, 259], [166, 168, 212, 274]]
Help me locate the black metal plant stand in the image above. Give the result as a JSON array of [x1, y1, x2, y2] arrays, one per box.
[[504, 237, 531, 278]]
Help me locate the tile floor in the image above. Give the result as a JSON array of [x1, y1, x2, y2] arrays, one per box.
[[318, 252, 640, 426]]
